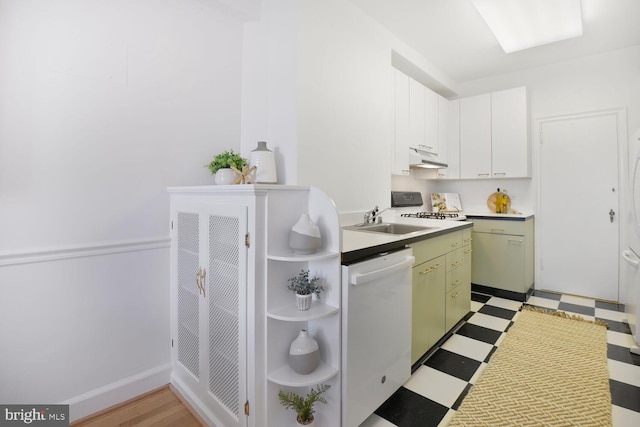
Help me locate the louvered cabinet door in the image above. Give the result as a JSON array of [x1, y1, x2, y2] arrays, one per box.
[[204, 205, 248, 427], [171, 202, 249, 427], [175, 211, 202, 382]]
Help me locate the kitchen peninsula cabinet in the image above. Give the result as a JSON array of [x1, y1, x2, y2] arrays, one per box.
[[470, 216, 534, 301], [459, 86, 530, 179], [409, 228, 471, 365], [168, 185, 341, 427]]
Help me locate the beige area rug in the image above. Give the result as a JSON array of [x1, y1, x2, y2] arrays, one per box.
[[448, 307, 612, 427]]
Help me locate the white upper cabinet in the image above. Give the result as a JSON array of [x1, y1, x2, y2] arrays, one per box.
[[491, 87, 529, 178], [438, 99, 459, 179], [460, 93, 492, 179], [392, 69, 411, 175], [423, 86, 438, 154], [459, 86, 530, 179], [409, 78, 426, 150], [392, 68, 449, 176]]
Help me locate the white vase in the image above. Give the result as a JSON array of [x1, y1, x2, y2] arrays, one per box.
[[297, 416, 315, 426], [288, 329, 320, 375], [249, 141, 277, 183], [214, 168, 236, 185], [289, 213, 322, 255], [296, 293, 312, 311]]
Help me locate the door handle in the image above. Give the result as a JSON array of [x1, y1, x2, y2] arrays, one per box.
[[609, 209, 615, 223]]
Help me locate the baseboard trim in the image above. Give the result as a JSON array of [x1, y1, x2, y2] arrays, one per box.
[[63, 363, 172, 423], [0, 237, 170, 267]]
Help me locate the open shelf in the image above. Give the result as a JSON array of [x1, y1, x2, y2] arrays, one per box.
[[267, 361, 338, 387], [267, 249, 339, 262], [267, 302, 339, 322]]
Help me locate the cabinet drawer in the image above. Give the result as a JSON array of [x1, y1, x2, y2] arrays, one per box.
[[471, 218, 526, 235], [446, 264, 464, 290], [446, 248, 463, 272], [410, 231, 462, 265], [462, 228, 472, 246]]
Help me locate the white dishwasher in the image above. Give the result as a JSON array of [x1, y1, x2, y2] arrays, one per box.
[[342, 247, 414, 427]]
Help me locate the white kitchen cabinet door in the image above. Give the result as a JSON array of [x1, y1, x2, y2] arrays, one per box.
[[423, 86, 439, 154], [392, 69, 410, 175], [438, 99, 459, 179], [172, 202, 248, 427], [437, 95, 449, 163], [491, 87, 530, 178], [459, 94, 491, 179], [409, 78, 425, 150]]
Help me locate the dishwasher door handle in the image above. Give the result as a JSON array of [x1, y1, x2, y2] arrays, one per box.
[[350, 256, 415, 285]]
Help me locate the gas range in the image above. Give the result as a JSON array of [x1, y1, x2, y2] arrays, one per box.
[[401, 212, 467, 221]]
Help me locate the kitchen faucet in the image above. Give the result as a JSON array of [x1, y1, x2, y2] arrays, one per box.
[[364, 206, 392, 224], [363, 206, 378, 224]]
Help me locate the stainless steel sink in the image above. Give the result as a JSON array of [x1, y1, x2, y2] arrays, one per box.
[[344, 222, 436, 235]]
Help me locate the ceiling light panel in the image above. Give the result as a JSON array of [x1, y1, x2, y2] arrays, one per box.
[[471, 0, 583, 53]]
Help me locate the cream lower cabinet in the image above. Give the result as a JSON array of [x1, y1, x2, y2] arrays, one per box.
[[169, 186, 341, 427], [410, 228, 471, 365], [471, 217, 534, 299], [411, 255, 445, 364]]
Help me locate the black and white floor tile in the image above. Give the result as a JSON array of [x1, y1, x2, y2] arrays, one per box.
[[361, 290, 640, 427]]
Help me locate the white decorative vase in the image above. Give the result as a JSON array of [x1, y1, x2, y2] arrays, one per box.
[[288, 329, 320, 375], [296, 293, 312, 311], [289, 213, 322, 255], [297, 416, 315, 426], [249, 141, 277, 183], [214, 168, 236, 185]]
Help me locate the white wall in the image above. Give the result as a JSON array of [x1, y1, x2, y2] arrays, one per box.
[[0, 0, 245, 420], [297, 0, 456, 214], [241, 0, 299, 184]]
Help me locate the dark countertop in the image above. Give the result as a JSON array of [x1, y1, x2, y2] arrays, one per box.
[[341, 217, 472, 264]]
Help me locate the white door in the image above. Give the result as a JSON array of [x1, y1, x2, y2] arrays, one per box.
[[538, 113, 620, 301]]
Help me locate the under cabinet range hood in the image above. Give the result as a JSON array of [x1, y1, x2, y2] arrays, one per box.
[[409, 147, 448, 169]]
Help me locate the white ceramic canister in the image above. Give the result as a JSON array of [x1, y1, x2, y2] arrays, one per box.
[[249, 141, 277, 184], [288, 329, 320, 375]]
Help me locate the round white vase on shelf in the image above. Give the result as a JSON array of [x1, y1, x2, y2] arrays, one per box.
[[296, 293, 312, 311], [297, 416, 315, 426], [249, 141, 277, 183], [288, 329, 320, 375], [289, 213, 322, 255], [214, 168, 236, 185]]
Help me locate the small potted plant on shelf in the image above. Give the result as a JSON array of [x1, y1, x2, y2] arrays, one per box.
[[287, 270, 323, 311], [278, 384, 330, 426], [205, 149, 248, 185]]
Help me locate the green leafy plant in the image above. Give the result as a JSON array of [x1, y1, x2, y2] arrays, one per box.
[[205, 149, 248, 174], [287, 270, 323, 297], [278, 384, 330, 425]]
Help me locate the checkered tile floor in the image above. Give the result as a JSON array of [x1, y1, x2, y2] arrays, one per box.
[[361, 290, 640, 427]]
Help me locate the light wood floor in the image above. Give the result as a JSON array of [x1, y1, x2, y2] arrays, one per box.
[[71, 386, 203, 427]]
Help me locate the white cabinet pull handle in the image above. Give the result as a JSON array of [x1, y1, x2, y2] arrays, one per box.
[[508, 239, 523, 244]]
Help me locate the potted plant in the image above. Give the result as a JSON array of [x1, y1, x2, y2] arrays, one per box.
[[287, 270, 323, 311], [205, 149, 248, 185], [278, 384, 330, 426]]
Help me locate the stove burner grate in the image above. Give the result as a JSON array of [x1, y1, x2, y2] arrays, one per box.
[[401, 212, 462, 220]]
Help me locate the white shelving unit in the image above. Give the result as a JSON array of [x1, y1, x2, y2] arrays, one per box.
[[264, 187, 341, 427], [168, 185, 341, 427]]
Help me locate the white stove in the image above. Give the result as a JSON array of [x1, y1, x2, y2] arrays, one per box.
[[400, 211, 467, 221]]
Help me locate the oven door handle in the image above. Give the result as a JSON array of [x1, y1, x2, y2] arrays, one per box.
[[350, 256, 415, 285]]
